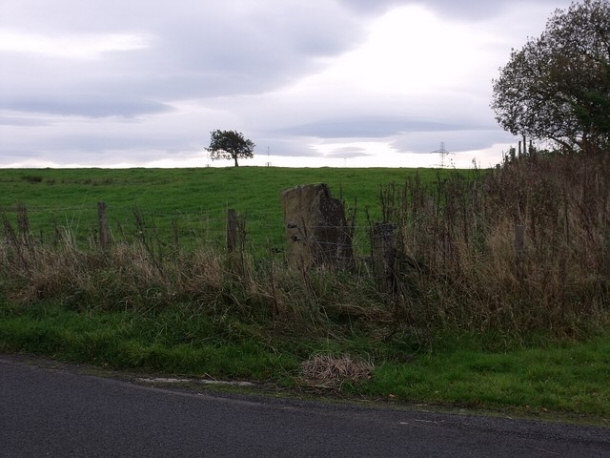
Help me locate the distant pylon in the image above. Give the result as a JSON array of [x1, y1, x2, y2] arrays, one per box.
[[432, 142, 450, 168]]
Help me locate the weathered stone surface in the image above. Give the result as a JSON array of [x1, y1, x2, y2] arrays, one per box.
[[281, 184, 353, 269]]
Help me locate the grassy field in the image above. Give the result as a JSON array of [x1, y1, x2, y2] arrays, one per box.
[[0, 166, 468, 251], [1, 162, 608, 423]]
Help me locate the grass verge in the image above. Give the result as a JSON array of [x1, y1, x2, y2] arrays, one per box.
[[353, 335, 610, 419], [1, 300, 608, 423]]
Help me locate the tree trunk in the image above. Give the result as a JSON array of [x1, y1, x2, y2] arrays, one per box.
[[233, 155, 239, 167]]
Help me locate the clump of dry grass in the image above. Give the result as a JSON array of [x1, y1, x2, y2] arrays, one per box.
[[300, 354, 373, 387]]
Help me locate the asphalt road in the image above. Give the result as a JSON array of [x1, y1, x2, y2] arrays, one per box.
[[1, 355, 609, 457]]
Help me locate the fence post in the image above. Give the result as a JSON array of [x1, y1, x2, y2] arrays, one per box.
[[605, 232, 610, 280], [371, 222, 396, 293], [227, 208, 238, 253], [97, 202, 110, 251], [16, 203, 30, 245], [514, 224, 525, 280]]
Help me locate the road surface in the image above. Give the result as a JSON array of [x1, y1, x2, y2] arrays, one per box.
[[1, 355, 608, 457]]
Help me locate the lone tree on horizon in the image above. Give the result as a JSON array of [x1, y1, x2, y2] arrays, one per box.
[[205, 130, 255, 167], [491, 0, 610, 153]]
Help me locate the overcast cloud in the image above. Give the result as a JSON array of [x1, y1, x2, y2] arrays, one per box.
[[0, 0, 573, 168]]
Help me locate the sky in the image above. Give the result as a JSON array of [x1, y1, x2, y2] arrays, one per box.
[[0, 0, 574, 169]]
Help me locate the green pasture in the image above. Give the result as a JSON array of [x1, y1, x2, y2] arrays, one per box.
[[0, 166, 473, 252]]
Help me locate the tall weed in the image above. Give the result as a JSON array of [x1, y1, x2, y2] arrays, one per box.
[[381, 152, 609, 337]]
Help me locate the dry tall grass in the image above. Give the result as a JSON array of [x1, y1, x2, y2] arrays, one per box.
[[383, 151, 609, 337]]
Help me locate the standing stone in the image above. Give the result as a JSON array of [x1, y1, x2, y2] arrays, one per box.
[[281, 184, 353, 269]]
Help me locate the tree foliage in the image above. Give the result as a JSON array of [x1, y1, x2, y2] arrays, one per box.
[[206, 130, 255, 167], [492, 0, 610, 152]]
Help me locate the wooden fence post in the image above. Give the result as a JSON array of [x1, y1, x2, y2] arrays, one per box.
[[97, 202, 110, 251], [605, 233, 610, 280], [371, 222, 396, 293], [227, 209, 238, 253], [16, 203, 30, 245]]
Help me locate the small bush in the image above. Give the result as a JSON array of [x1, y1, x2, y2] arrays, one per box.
[[20, 175, 43, 184]]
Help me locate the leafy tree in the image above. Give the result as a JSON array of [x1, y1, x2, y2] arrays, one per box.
[[492, 0, 610, 153], [205, 130, 255, 167]]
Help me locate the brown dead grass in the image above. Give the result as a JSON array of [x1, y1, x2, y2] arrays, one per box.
[[300, 354, 373, 387]]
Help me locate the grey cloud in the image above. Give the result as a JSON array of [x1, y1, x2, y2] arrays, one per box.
[[339, 0, 567, 20], [280, 117, 469, 139], [252, 137, 323, 158], [0, 96, 172, 118], [1, 1, 366, 118], [0, 115, 48, 126], [0, 149, 40, 160], [338, 0, 499, 18], [1, 117, 194, 158], [53, 131, 192, 153], [323, 147, 371, 159], [145, 3, 364, 94], [392, 128, 514, 154], [416, 0, 506, 19], [338, 0, 405, 15]]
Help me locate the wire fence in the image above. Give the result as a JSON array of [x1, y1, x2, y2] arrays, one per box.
[[0, 202, 377, 257]]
